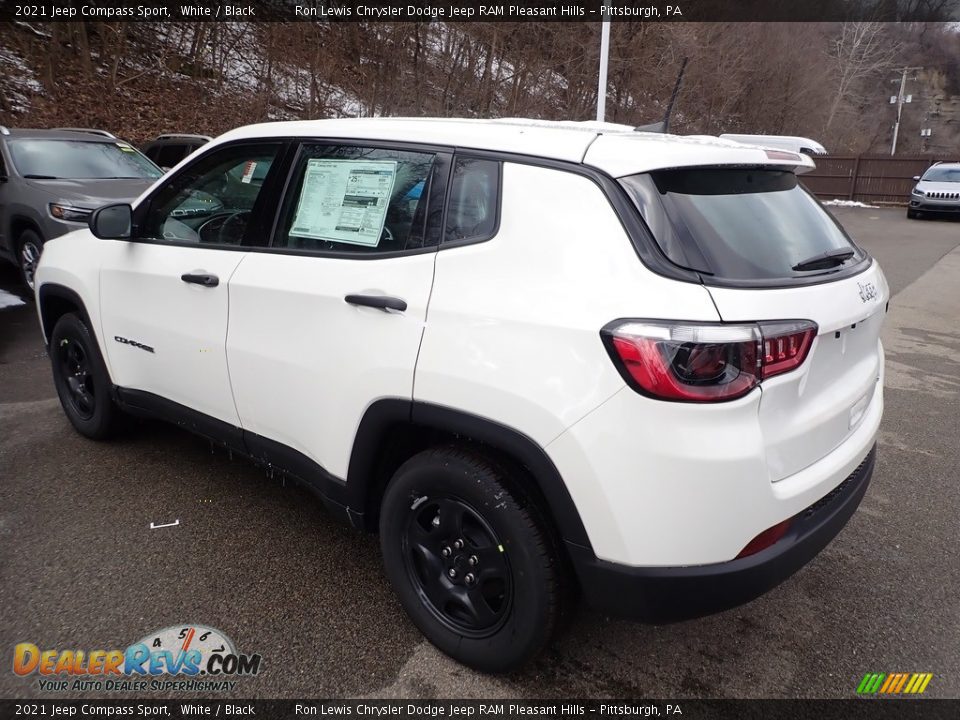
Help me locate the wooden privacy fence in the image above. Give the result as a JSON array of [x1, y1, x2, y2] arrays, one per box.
[[802, 155, 960, 205]]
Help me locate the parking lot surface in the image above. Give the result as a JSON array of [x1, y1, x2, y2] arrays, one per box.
[[1, 208, 958, 699]]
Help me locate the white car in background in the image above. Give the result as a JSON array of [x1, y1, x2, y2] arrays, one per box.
[[34, 118, 885, 672]]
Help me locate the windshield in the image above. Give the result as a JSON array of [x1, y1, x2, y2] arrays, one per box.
[[10, 139, 162, 180], [921, 167, 960, 183], [621, 168, 862, 281]]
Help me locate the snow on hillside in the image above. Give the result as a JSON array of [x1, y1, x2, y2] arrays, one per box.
[[0, 40, 43, 115]]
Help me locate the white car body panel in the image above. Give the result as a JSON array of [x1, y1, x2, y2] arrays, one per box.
[[547, 366, 882, 566], [413, 161, 721, 448], [226, 252, 435, 479], [98, 242, 246, 426], [33, 229, 104, 346], [706, 263, 888, 483]]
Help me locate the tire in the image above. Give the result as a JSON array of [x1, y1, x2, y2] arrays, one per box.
[[380, 446, 564, 673], [17, 228, 44, 292], [50, 313, 118, 440]]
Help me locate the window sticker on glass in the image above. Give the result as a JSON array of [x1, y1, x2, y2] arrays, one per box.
[[290, 159, 398, 247], [116, 143, 136, 153], [240, 161, 257, 184]]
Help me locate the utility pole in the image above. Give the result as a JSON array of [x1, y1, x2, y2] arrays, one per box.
[[890, 66, 922, 155], [596, 0, 611, 122]]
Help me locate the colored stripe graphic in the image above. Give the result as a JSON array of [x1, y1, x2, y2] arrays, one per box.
[[858, 672, 932, 695], [858, 673, 885, 694], [893, 673, 909, 693]]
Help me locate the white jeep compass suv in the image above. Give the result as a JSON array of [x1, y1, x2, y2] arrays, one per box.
[[34, 118, 887, 672]]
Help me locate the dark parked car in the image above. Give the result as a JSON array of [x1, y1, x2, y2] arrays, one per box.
[[0, 126, 162, 289], [142, 133, 212, 169]]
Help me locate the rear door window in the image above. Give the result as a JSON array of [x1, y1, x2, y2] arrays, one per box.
[[445, 157, 500, 243], [621, 169, 864, 282]]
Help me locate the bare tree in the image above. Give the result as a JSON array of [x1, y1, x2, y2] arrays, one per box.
[[823, 21, 902, 133]]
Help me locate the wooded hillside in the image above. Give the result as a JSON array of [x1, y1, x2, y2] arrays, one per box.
[[1, 21, 958, 154]]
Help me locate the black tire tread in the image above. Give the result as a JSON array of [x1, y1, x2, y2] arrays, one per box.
[[431, 444, 564, 649], [50, 312, 118, 440], [380, 443, 567, 672]]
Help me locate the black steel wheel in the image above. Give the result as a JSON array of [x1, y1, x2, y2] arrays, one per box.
[[380, 446, 566, 673], [56, 335, 96, 420], [50, 313, 118, 439], [403, 495, 512, 638]]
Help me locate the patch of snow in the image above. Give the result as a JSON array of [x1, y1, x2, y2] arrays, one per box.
[[0, 289, 27, 310], [0, 44, 43, 115], [822, 200, 879, 208]]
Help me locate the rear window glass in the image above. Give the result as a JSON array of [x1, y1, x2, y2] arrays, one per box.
[[621, 169, 862, 281]]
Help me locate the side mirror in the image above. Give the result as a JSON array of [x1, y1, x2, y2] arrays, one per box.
[[89, 203, 132, 239], [913, 175, 921, 182]]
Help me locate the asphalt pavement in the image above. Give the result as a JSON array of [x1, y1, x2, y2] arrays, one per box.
[[1, 207, 958, 699]]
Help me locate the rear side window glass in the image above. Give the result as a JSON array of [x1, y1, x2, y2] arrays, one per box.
[[276, 145, 438, 254], [154, 144, 188, 168], [621, 169, 862, 281], [445, 158, 500, 243]]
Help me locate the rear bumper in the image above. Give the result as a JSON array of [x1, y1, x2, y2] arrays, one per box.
[[570, 444, 876, 622]]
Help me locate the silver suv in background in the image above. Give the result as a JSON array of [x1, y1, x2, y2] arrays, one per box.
[[0, 127, 162, 289], [908, 162, 960, 219]]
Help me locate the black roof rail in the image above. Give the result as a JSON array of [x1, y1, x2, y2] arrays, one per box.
[[155, 133, 212, 141]]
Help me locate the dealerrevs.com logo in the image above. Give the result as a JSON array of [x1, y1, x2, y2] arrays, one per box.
[[13, 625, 262, 693]]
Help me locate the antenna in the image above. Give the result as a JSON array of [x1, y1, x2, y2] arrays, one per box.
[[634, 57, 688, 133], [662, 57, 688, 134]]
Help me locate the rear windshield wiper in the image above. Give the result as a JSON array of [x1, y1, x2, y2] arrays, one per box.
[[792, 248, 855, 272], [23, 174, 60, 179]]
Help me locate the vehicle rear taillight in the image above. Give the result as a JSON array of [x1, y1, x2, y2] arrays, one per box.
[[602, 319, 817, 403], [758, 321, 817, 379]]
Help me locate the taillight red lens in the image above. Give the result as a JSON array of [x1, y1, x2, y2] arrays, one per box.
[[736, 519, 792, 558], [603, 319, 817, 403], [758, 321, 817, 379]]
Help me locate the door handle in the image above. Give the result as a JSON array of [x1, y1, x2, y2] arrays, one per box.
[[344, 294, 407, 313], [181, 272, 219, 287]]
